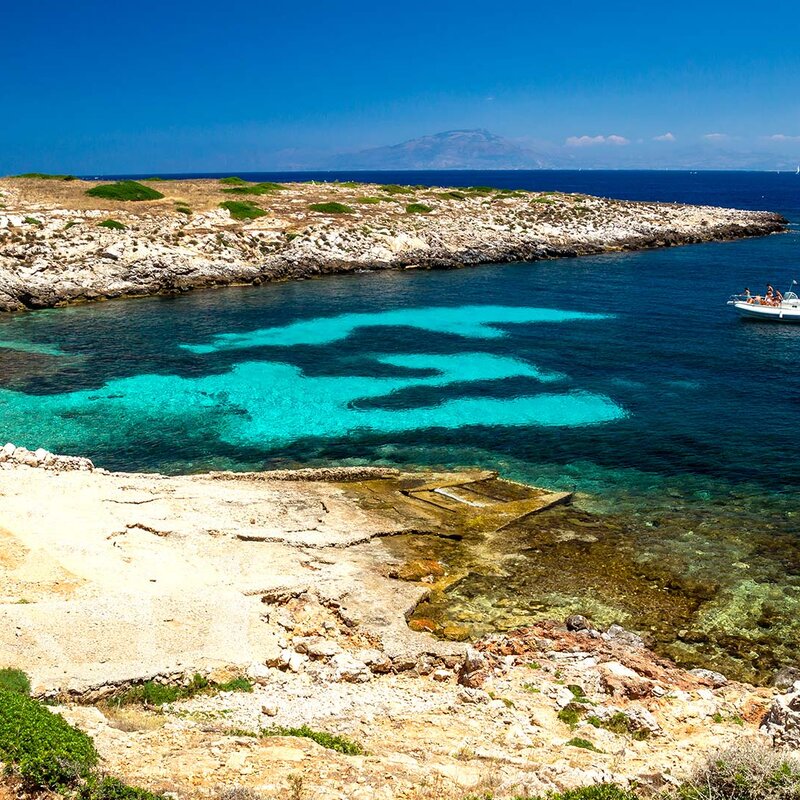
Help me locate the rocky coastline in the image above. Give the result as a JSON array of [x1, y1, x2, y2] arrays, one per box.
[[0, 176, 787, 311], [2, 454, 800, 798]]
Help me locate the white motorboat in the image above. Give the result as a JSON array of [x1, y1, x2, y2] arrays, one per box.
[[728, 289, 800, 322]]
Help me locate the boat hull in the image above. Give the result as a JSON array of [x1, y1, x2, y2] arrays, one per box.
[[732, 301, 800, 323]]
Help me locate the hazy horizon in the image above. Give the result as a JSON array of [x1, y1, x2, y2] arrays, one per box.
[[3, 1, 799, 173]]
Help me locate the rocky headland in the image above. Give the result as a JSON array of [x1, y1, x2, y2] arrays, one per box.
[[0, 176, 787, 311], [2, 453, 800, 799]]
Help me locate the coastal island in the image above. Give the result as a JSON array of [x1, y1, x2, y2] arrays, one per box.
[[0, 175, 786, 311]]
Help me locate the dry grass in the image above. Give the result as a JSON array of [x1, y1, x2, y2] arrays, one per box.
[[666, 739, 800, 800], [101, 705, 166, 733]]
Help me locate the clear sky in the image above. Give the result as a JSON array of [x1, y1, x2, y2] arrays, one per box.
[[3, 0, 799, 172]]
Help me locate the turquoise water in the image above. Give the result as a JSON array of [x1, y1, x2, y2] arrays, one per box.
[[1, 170, 799, 679]]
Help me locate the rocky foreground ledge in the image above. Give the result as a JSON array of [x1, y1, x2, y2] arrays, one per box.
[[0, 176, 787, 311], [2, 460, 800, 798]]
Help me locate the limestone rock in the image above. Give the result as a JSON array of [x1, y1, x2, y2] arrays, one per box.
[[689, 668, 728, 688], [457, 646, 488, 688], [330, 652, 371, 683], [761, 681, 800, 747]]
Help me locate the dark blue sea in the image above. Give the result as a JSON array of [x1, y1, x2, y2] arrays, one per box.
[[2, 170, 799, 679]]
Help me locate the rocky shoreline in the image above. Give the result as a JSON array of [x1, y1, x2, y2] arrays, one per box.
[[0, 176, 787, 311], [2, 456, 800, 798]]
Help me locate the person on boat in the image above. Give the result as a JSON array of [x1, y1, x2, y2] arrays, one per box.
[[774, 287, 784, 304], [765, 285, 775, 305], [744, 288, 754, 303]]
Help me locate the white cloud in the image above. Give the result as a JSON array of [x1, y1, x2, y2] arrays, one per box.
[[565, 134, 630, 147], [703, 133, 728, 141], [766, 134, 800, 142], [654, 132, 676, 142]]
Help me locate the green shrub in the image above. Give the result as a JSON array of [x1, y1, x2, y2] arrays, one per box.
[[23, 216, 42, 226], [140, 177, 165, 182], [98, 219, 126, 230], [557, 704, 584, 727], [308, 202, 353, 214], [438, 190, 466, 200], [545, 787, 639, 800], [0, 688, 98, 790], [566, 737, 603, 753], [80, 775, 165, 800], [65, 220, 80, 230], [0, 668, 31, 695], [356, 196, 381, 204], [465, 185, 494, 194], [215, 677, 253, 693], [222, 182, 285, 195], [587, 712, 648, 740], [405, 203, 432, 214], [333, 180, 362, 188], [86, 181, 164, 201], [219, 176, 249, 185], [668, 740, 800, 800], [219, 200, 266, 220], [175, 205, 192, 215], [15, 172, 76, 181], [262, 724, 364, 755], [379, 184, 415, 195], [109, 673, 251, 707]]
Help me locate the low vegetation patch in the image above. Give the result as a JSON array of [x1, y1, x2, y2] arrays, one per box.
[[175, 204, 192, 215], [0, 667, 31, 695], [86, 181, 164, 201], [222, 181, 285, 196], [23, 216, 43, 226], [263, 724, 364, 755], [465, 185, 495, 195], [0, 687, 98, 790], [379, 183, 415, 195], [666, 740, 800, 800], [438, 190, 466, 200], [107, 673, 253, 707], [406, 203, 432, 214], [219, 200, 266, 220], [98, 219, 126, 230], [566, 736, 603, 753], [587, 712, 649, 740], [219, 176, 249, 185], [0, 670, 164, 798], [15, 172, 76, 181], [356, 196, 381, 204], [308, 201, 353, 214]]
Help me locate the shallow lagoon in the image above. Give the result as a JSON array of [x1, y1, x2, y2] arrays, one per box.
[[1, 170, 798, 681]]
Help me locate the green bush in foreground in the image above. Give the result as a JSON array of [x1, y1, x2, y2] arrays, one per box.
[[219, 200, 266, 220], [98, 219, 126, 230], [80, 775, 165, 800], [86, 181, 164, 202], [406, 202, 432, 214], [0, 687, 98, 790], [0, 667, 31, 695], [24, 216, 43, 226], [263, 724, 364, 755], [667, 740, 800, 800], [308, 202, 353, 214], [15, 172, 77, 181]]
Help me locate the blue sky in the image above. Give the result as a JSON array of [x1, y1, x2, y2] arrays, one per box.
[[2, 0, 800, 172]]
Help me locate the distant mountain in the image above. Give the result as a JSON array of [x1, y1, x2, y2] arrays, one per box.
[[330, 129, 549, 170]]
